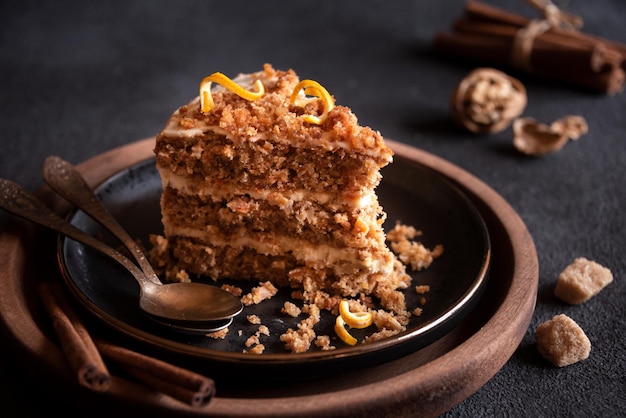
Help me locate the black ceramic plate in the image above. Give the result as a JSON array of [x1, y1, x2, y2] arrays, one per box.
[[58, 156, 490, 376]]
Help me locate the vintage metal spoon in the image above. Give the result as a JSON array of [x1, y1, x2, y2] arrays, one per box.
[[42, 156, 163, 285], [41, 155, 243, 324], [0, 178, 242, 334]]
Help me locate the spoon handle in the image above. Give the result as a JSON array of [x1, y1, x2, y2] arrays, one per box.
[[41, 156, 161, 285], [0, 178, 153, 289]]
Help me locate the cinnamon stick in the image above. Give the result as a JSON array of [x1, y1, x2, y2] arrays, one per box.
[[433, 31, 625, 95], [436, 30, 605, 75], [38, 282, 216, 407], [464, 0, 626, 67], [38, 282, 110, 392], [464, 0, 531, 27], [433, 0, 626, 94], [451, 19, 623, 73], [94, 339, 216, 408]]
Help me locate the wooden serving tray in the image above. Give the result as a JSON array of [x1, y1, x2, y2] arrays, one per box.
[[0, 138, 538, 417]]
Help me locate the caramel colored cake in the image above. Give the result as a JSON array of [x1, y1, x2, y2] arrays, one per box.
[[151, 64, 410, 314]]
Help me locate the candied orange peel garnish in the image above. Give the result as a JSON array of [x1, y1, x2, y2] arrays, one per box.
[[199, 72, 265, 113], [334, 300, 373, 345], [334, 316, 358, 346], [339, 300, 373, 329], [290, 79, 335, 125]]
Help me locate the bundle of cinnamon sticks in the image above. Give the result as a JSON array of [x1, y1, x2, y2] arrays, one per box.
[[433, 0, 626, 94], [38, 281, 215, 409]]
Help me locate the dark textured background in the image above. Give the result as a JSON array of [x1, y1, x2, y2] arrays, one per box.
[[1, 0, 624, 416]]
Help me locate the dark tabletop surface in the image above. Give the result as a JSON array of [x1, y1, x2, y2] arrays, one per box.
[[1, 0, 625, 416]]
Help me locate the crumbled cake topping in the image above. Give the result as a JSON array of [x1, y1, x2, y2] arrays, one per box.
[[161, 64, 393, 162]]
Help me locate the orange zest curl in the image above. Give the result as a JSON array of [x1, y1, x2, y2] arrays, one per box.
[[334, 316, 358, 346], [334, 300, 373, 345], [289, 79, 335, 125], [199, 72, 265, 113], [339, 300, 373, 329]]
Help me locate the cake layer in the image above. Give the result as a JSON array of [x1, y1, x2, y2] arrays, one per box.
[[158, 65, 393, 164], [154, 131, 384, 195], [160, 186, 387, 248], [160, 165, 376, 207], [155, 235, 399, 297]]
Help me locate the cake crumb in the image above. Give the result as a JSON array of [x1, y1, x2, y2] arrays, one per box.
[[244, 325, 270, 353], [387, 223, 443, 272], [391, 240, 444, 271], [371, 309, 406, 333], [244, 344, 265, 354], [386, 223, 422, 242], [175, 269, 190, 283], [221, 284, 243, 297], [279, 304, 321, 353], [554, 257, 613, 304], [258, 325, 270, 336], [245, 334, 260, 347], [314, 335, 336, 351], [241, 281, 278, 306], [281, 301, 302, 317], [415, 285, 430, 294], [206, 328, 229, 339], [535, 314, 591, 367], [364, 328, 403, 343]]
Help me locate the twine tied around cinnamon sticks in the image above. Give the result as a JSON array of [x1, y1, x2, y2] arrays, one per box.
[[512, 0, 583, 72], [37, 281, 216, 409], [433, 0, 626, 94]]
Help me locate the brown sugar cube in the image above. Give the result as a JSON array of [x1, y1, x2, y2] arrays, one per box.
[[554, 257, 613, 304], [535, 314, 591, 367]]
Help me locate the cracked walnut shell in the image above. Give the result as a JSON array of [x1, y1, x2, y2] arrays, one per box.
[[513, 115, 588, 156], [451, 68, 527, 134]]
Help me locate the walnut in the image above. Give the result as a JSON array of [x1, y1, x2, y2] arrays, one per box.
[[451, 68, 527, 134], [512, 115, 588, 156]]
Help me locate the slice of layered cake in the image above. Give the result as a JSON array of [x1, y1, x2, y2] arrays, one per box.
[[151, 64, 410, 314]]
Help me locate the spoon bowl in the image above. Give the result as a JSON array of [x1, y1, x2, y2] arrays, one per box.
[[0, 178, 243, 332], [140, 281, 243, 321], [147, 316, 233, 336]]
